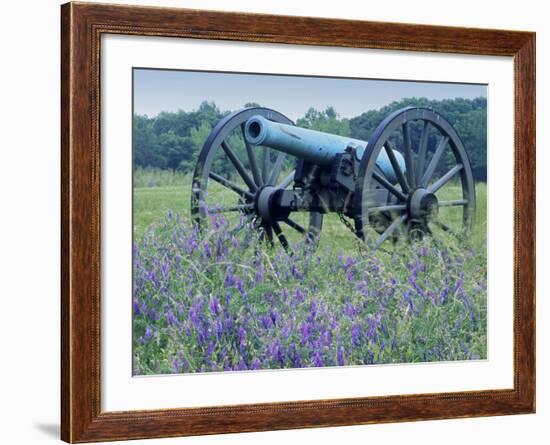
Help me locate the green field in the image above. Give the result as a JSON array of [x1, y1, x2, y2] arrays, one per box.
[[133, 168, 487, 253], [132, 168, 487, 374]]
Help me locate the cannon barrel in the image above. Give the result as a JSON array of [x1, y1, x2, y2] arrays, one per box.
[[244, 115, 405, 183]]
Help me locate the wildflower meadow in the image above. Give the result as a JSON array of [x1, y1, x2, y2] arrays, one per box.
[[133, 184, 487, 375]]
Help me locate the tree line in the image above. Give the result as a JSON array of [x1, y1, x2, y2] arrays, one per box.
[[133, 96, 487, 181]]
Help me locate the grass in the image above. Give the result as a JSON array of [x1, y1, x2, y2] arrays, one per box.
[[133, 168, 487, 251], [132, 168, 487, 375]]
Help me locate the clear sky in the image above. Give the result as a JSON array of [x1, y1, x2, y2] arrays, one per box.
[[133, 68, 487, 121]]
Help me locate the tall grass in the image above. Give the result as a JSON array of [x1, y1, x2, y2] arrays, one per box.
[[133, 168, 487, 251], [132, 168, 487, 375], [133, 166, 191, 188], [133, 210, 486, 375]]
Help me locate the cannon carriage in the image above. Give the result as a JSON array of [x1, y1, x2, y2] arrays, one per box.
[[191, 106, 475, 250]]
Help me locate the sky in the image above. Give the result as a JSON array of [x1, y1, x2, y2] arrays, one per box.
[[133, 68, 487, 121]]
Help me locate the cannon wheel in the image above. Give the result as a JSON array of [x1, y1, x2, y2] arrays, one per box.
[[353, 107, 476, 249], [191, 107, 323, 249]]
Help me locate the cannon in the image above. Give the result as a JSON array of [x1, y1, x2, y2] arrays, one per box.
[[191, 106, 475, 249]]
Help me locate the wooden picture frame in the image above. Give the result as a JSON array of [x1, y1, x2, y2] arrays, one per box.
[[61, 2, 535, 442]]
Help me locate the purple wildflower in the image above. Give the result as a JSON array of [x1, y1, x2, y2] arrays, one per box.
[[133, 299, 141, 316], [209, 296, 220, 316], [337, 340, 345, 366], [313, 350, 324, 367], [251, 358, 261, 370], [224, 267, 235, 287], [144, 325, 153, 340], [238, 327, 246, 353], [300, 321, 312, 345], [269, 308, 281, 326], [166, 309, 180, 328], [260, 315, 273, 330], [351, 323, 362, 346], [236, 277, 246, 296]]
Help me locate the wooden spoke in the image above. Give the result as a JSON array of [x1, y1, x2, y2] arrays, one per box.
[[373, 169, 408, 202], [433, 219, 451, 231], [268, 152, 286, 185], [416, 121, 430, 185], [384, 141, 409, 193], [420, 135, 449, 188], [208, 172, 254, 199], [429, 164, 463, 193], [369, 204, 407, 213], [402, 122, 416, 189], [208, 203, 254, 214], [283, 218, 306, 234], [221, 141, 257, 192], [272, 222, 289, 249], [241, 123, 262, 187], [373, 214, 408, 249], [263, 223, 273, 244], [277, 170, 296, 190], [438, 199, 468, 207], [262, 147, 271, 183]]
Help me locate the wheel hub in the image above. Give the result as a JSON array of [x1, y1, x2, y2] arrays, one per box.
[[407, 188, 439, 220], [255, 186, 277, 222]]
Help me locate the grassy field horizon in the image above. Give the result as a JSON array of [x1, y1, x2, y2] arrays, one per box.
[[133, 167, 487, 250]]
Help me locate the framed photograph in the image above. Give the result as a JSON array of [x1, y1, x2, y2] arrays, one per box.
[[61, 2, 535, 442]]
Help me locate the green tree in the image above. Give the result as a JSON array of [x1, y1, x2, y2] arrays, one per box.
[[133, 97, 486, 181], [133, 115, 165, 168], [157, 131, 192, 171], [176, 121, 214, 173], [297, 106, 351, 136]]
